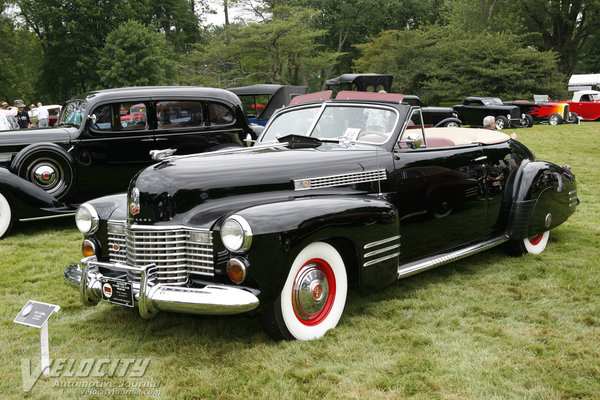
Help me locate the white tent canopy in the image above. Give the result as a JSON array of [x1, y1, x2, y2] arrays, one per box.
[[568, 74, 600, 91]]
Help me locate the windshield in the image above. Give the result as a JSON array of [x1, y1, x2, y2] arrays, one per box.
[[260, 104, 398, 145], [58, 100, 86, 127], [481, 98, 502, 106]]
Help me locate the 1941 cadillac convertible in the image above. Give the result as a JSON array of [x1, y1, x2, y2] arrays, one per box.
[[64, 91, 579, 341]]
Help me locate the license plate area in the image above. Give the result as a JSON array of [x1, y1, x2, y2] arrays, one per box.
[[100, 278, 134, 307]]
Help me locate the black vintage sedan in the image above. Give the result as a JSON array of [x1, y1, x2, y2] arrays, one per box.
[[0, 86, 259, 238], [64, 91, 578, 341]]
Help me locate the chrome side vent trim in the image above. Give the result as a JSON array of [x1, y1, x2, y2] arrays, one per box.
[[294, 169, 387, 191], [363, 235, 401, 267]]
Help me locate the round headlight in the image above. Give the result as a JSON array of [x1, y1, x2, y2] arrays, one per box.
[[220, 215, 252, 252], [75, 203, 99, 234]]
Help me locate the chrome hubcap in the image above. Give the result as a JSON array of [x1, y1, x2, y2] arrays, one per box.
[[292, 263, 329, 320], [33, 164, 57, 187]]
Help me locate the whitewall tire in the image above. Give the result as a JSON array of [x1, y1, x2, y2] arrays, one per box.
[[261, 241, 348, 341], [522, 231, 550, 254], [0, 192, 13, 239], [507, 231, 550, 256]]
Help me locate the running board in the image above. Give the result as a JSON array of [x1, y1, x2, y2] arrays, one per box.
[[397, 235, 510, 279]]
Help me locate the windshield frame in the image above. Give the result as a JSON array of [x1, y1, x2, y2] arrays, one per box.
[[57, 99, 87, 128], [258, 102, 401, 146]]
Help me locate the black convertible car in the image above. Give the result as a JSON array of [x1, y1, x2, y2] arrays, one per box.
[[65, 91, 578, 341], [0, 86, 259, 238]]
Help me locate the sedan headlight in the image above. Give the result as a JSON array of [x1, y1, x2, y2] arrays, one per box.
[[220, 215, 252, 252], [75, 203, 99, 234]]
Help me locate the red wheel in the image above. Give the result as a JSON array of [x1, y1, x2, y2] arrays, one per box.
[[260, 241, 347, 341], [291, 258, 337, 326], [523, 231, 549, 254], [507, 231, 550, 256]]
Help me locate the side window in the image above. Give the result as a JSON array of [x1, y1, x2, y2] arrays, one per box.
[[156, 101, 205, 129], [238, 96, 269, 119], [91, 104, 113, 130], [208, 102, 235, 125], [91, 102, 149, 131], [120, 102, 148, 130]]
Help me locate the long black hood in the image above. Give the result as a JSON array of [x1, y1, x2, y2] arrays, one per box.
[[0, 126, 74, 146], [128, 143, 390, 226]]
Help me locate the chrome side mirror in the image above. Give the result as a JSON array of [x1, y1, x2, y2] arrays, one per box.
[[405, 133, 422, 149], [88, 114, 97, 125]]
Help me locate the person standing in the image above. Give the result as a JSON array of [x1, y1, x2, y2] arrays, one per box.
[[0, 101, 18, 130], [36, 101, 49, 127], [15, 99, 31, 129]]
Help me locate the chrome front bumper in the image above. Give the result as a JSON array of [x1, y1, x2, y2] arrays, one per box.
[[64, 256, 260, 318]]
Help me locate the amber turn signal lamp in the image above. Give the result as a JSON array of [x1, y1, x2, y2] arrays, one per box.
[[226, 258, 247, 284], [82, 239, 96, 258]]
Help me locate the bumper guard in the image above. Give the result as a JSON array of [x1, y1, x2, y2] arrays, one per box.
[[64, 256, 260, 318]]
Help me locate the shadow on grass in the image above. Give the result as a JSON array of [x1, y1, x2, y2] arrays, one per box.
[[10, 216, 77, 237]]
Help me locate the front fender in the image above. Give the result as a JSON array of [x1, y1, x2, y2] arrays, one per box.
[[0, 167, 72, 220], [225, 195, 400, 306], [506, 160, 577, 239]]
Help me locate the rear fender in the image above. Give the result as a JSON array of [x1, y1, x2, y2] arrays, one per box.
[[433, 117, 462, 127], [224, 196, 400, 304], [506, 160, 577, 239]]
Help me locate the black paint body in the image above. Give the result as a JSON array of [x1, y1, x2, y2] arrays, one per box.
[[453, 97, 522, 127], [82, 97, 578, 313]]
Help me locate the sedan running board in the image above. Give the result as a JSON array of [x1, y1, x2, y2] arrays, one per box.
[[397, 235, 510, 279]]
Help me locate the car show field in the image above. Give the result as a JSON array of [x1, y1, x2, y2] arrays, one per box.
[[0, 123, 598, 399]]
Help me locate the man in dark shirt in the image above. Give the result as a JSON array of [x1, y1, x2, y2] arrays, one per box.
[[15, 99, 31, 129]]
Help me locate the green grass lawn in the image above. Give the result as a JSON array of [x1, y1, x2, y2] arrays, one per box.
[[1, 123, 599, 399]]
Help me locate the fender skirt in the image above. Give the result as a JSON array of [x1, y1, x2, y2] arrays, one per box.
[[507, 160, 578, 239]]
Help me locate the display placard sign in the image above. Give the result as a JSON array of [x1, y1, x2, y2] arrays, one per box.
[[14, 300, 60, 328]]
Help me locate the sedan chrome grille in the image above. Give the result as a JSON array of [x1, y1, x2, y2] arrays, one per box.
[[107, 222, 214, 285]]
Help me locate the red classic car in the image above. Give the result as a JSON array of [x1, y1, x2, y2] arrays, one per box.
[[564, 90, 600, 121]]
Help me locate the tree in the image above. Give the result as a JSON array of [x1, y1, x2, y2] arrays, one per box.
[[518, 0, 600, 78], [0, 10, 43, 103], [442, 0, 600, 79], [180, 5, 339, 89], [354, 27, 567, 104], [145, 0, 202, 51], [97, 20, 177, 88]]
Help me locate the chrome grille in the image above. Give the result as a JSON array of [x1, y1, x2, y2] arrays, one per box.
[[294, 169, 387, 190], [107, 222, 214, 285], [563, 104, 570, 120]]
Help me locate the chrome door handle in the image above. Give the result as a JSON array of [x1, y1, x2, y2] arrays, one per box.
[[472, 156, 488, 162]]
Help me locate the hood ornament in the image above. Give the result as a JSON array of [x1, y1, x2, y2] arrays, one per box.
[[129, 187, 140, 215]]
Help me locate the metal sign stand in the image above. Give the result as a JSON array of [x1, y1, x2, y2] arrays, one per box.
[[14, 300, 60, 376]]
